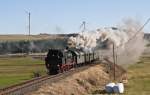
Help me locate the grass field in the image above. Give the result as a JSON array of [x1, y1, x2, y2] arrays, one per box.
[[0, 57, 46, 89], [126, 48, 150, 95]]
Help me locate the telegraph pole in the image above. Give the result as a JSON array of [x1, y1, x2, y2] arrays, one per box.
[[113, 43, 116, 81], [25, 10, 31, 55], [28, 12, 31, 36], [25, 11, 31, 36], [80, 21, 86, 35], [82, 21, 86, 32]]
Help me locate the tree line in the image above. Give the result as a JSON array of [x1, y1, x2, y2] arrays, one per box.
[[0, 38, 67, 54]]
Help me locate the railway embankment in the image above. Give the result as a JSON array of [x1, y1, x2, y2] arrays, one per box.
[[30, 61, 126, 95]]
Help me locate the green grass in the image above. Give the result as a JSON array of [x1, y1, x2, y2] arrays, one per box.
[[0, 57, 46, 89], [126, 54, 150, 95]]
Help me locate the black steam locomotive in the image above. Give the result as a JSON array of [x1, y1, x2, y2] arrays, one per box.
[[45, 48, 99, 75]]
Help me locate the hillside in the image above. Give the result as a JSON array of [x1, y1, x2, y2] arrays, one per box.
[[0, 34, 65, 41], [29, 62, 126, 95], [0, 33, 79, 41]]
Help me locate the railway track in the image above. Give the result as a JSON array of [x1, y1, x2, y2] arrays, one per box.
[[0, 75, 50, 95]]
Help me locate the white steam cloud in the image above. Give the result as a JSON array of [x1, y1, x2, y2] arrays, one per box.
[[68, 27, 130, 52], [68, 18, 145, 65]]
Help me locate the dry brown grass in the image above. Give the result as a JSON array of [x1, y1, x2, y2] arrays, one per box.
[[30, 64, 109, 95], [0, 35, 65, 41]]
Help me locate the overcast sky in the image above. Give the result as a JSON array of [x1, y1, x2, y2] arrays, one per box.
[[0, 0, 150, 34]]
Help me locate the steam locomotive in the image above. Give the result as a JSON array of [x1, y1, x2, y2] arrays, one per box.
[[45, 48, 99, 75]]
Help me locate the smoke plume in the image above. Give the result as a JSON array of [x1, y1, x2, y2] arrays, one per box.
[[68, 18, 145, 65], [68, 26, 130, 52], [115, 18, 145, 65]]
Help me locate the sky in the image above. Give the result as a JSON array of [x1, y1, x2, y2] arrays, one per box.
[[0, 0, 150, 34]]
